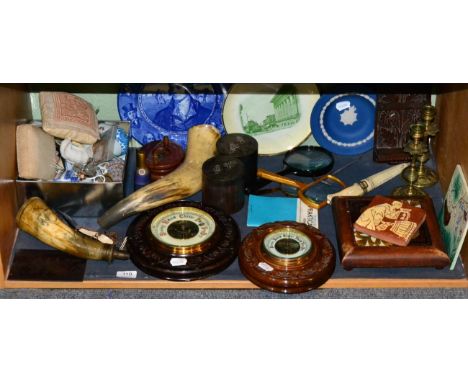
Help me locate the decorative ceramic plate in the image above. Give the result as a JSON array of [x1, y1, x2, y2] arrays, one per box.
[[222, 84, 320, 155], [118, 84, 227, 149], [310, 93, 377, 155]]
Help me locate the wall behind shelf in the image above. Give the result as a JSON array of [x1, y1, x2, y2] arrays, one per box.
[[28, 91, 437, 126], [29, 93, 120, 121]]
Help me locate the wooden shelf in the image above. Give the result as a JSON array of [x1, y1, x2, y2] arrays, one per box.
[[3, 278, 468, 289], [2, 84, 468, 291]]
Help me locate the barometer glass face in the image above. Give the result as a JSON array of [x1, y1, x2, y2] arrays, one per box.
[[150, 207, 216, 248], [263, 228, 312, 259]]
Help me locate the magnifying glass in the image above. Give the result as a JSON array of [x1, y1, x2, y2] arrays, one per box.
[[257, 169, 346, 209], [254, 146, 334, 191], [282, 146, 334, 176], [256, 154, 366, 208]]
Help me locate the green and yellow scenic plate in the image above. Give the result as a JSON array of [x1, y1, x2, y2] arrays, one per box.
[[222, 84, 320, 155]]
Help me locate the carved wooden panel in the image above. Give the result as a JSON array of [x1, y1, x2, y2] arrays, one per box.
[[373, 93, 430, 163]]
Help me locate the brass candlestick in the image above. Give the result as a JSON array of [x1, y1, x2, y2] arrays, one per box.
[[392, 123, 427, 197], [413, 105, 439, 188]]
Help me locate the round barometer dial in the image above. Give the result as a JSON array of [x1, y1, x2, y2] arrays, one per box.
[[150, 207, 216, 248], [263, 228, 312, 260]]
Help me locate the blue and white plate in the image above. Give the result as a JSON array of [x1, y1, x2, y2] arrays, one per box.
[[310, 93, 377, 155], [118, 84, 227, 149]]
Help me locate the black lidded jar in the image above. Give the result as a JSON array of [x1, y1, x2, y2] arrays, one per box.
[[202, 156, 245, 215], [216, 133, 258, 193]]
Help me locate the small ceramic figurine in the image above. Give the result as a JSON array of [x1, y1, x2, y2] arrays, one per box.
[[60, 139, 93, 166]]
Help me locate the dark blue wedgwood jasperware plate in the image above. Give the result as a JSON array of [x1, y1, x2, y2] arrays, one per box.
[[310, 93, 377, 155], [118, 84, 227, 149]]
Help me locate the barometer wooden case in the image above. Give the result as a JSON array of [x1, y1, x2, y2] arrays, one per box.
[[238, 221, 336, 293], [126, 201, 240, 281]]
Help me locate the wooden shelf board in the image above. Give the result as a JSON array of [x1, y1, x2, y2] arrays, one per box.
[[3, 278, 468, 290]]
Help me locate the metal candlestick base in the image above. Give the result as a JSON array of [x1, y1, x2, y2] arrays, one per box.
[[392, 184, 427, 197], [413, 167, 438, 188], [402, 164, 419, 183]]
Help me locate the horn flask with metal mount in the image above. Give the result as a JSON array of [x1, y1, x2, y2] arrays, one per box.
[[16, 197, 128, 262]]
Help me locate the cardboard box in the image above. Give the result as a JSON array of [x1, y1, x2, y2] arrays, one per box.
[[15, 121, 131, 217]]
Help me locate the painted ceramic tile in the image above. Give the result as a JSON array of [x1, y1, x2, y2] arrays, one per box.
[[353, 200, 422, 247], [438, 165, 468, 270]]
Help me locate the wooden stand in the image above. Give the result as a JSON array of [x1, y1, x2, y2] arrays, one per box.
[[332, 196, 449, 270]]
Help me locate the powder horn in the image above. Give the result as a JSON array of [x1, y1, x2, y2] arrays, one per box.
[[98, 124, 221, 228], [16, 197, 128, 261]]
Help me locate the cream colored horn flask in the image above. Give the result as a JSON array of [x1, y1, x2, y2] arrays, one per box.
[[16, 197, 128, 261], [98, 124, 221, 228], [326, 163, 410, 204]]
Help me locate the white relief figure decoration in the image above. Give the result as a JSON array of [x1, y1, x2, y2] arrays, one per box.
[[340, 105, 358, 126]]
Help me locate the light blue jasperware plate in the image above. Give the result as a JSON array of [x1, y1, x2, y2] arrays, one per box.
[[311, 93, 377, 155]]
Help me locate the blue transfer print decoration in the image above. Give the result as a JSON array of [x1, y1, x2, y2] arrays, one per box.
[[118, 84, 227, 149]]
